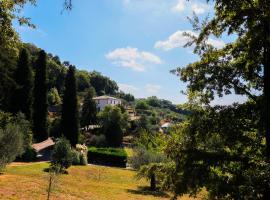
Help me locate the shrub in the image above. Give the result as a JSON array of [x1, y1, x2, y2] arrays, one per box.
[[20, 146, 37, 162], [71, 144, 88, 165], [88, 147, 127, 167], [0, 124, 25, 170], [51, 138, 73, 173], [80, 154, 88, 165], [129, 147, 166, 170], [87, 134, 107, 147], [71, 149, 80, 165]]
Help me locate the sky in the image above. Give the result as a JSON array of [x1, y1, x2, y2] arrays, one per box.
[[16, 0, 246, 105]]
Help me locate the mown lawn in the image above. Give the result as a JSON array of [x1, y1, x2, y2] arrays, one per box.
[[0, 162, 205, 200]]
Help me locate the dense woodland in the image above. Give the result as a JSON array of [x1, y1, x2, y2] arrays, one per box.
[[1, 0, 270, 200]]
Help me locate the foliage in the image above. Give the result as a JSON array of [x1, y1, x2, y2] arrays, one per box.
[[0, 124, 25, 170], [51, 138, 73, 173], [49, 118, 62, 138], [61, 66, 79, 146], [0, 112, 32, 170], [11, 48, 33, 120], [136, 100, 150, 110], [86, 134, 107, 147], [162, 103, 270, 199], [90, 71, 119, 96], [48, 87, 61, 106], [117, 91, 135, 102], [98, 105, 129, 147], [75, 144, 88, 165], [20, 146, 37, 162], [88, 147, 127, 167], [76, 70, 91, 92], [33, 50, 48, 142], [129, 147, 166, 170], [80, 87, 97, 128], [135, 129, 166, 151]]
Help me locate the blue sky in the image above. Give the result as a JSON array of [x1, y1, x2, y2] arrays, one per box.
[[16, 0, 246, 104]]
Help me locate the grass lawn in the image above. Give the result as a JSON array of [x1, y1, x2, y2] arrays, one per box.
[[0, 162, 205, 200]]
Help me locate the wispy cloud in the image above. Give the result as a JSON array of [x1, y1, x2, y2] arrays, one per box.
[[119, 83, 139, 93], [155, 30, 225, 51], [106, 47, 162, 72], [191, 3, 209, 15], [15, 25, 47, 37], [172, 0, 186, 13], [145, 84, 162, 94]]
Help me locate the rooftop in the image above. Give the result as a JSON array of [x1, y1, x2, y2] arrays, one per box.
[[93, 95, 120, 100]]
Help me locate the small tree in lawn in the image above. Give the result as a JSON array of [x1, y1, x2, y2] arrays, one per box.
[[11, 48, 33, 121], [80, 87, 97, 130], [50, 138, 73, 173], [61, 66, 79, 147], [33, 50, 48, 142]]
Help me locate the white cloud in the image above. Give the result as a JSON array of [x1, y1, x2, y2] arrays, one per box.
[[155, 30, 225, 51], [172, 0, 210, 15], [106, 47, 162, 72], [145, 84, 162, 94], [172, 0, 186, 13], [191, 3, 208, 14], [119, 83, 138, 93]]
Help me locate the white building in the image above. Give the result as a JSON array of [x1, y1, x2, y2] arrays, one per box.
[[93, 95, 122, 111]]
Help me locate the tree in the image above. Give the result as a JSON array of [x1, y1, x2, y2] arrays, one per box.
[[90, 71, 119, 96], [11, 48, 33, 120], [170, 0, 270, 198], [33, 50, 48, 142], [51, 138, 73, 173], [98, 106, 129, 147], [61, 66, 79, 146], [80, 87, 97, 129], [0, 111, 32, 171], [48, 87, 61, 106]]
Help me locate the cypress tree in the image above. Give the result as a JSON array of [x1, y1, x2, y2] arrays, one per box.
[[80, 87, 97, 130], [61, 66, 79, 146], [33, 50, 48, 141], [11, 48, 33, 120]]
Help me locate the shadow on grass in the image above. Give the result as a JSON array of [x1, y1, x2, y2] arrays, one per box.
[[127, 186, 170, 198]]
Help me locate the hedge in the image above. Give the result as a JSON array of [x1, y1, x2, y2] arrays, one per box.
[[88, 147, 127, 168]]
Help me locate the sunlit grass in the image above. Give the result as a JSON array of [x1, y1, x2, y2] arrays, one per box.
[[0, 162, 205, 200]]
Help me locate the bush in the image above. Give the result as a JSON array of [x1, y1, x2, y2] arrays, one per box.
[[0, 124, 25, 170], [128, 147, 166, 170], [51, 138, 73, 172], [88, 147, 127, 167], [71, 149, 80, 165], [87, 134, 107, 147], [20, 146, 37, 162], [72, 144, 88, 165], [80, 154, 88, 165]]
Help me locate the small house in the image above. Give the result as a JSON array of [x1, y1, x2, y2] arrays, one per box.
[[93, 95, 122, 111]]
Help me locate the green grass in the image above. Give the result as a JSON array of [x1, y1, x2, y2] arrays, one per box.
[[0, 162, 205, 200]]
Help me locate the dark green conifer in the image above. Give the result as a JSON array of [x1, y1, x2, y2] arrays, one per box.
[[61, 66, 79, 146], [33, 50, 48, 141], [80, 87, 97, 130], [12, 48, 33, 120]]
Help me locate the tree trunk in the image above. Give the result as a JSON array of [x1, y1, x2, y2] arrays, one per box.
[[150, 174, 156, 191]]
